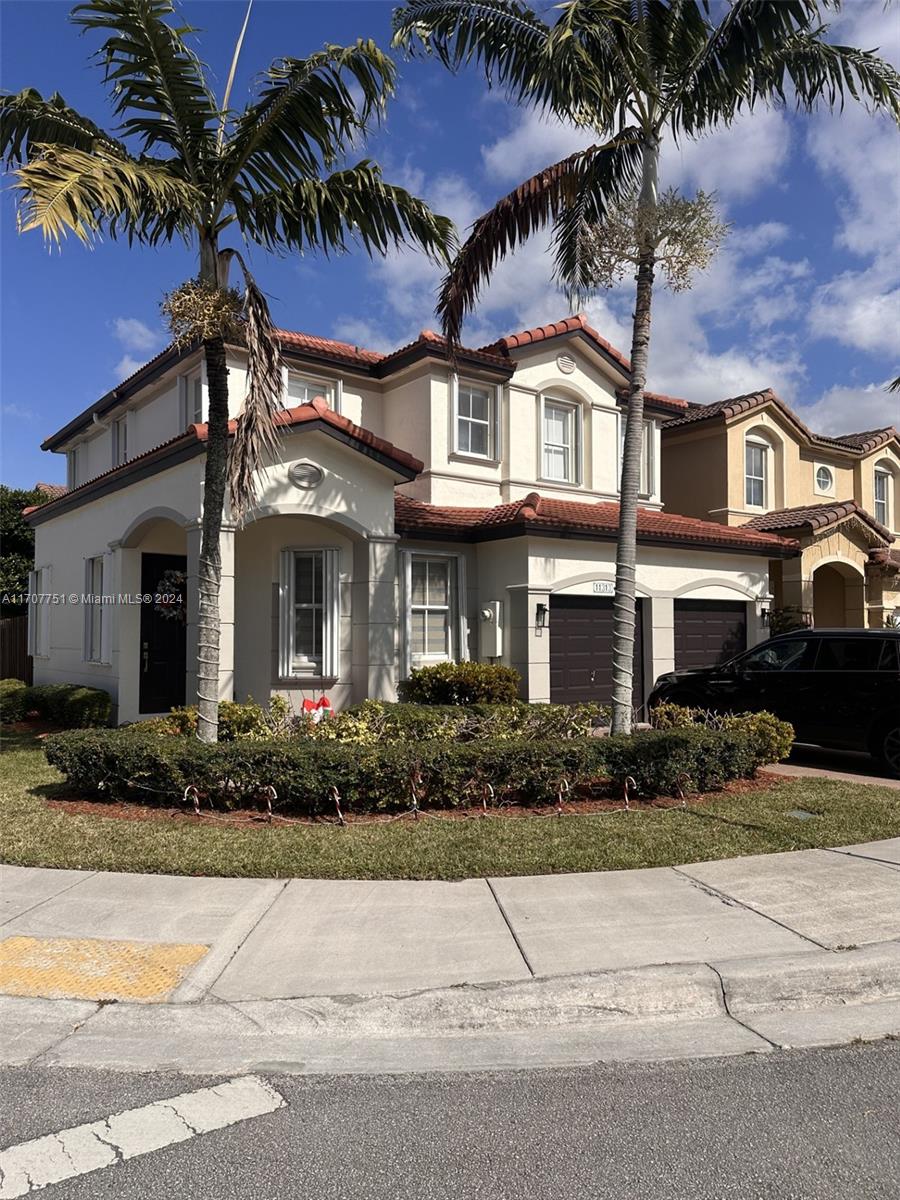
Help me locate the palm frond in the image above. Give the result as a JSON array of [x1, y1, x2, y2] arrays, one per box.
[[224, 253, 284, 519], [751, 34, 900, 122], [437, 137, 641, 346], [551, 129, 644, 303], [0, 87, 126, 164], [71, 0, 217, 178], [393, 0, 591, 119], [889, 376, 900, 394], [11, 143, 198, 244], [243, 160, 456, 262], [217, 42, 396, 207]]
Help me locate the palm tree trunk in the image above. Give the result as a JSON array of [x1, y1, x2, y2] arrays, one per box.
[[610, 138, 659, 736], [195, 235, 229, 743]]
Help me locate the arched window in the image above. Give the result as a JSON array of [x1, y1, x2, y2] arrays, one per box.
[[744, 434, 769, 509], [873, 459, 897, 529]]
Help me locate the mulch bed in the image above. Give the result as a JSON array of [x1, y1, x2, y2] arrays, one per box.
[[43, 774, 783, 830]]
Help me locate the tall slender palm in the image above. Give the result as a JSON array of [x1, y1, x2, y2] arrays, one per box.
[[1, 0, 454, 741], [394, 0, 900, 733]]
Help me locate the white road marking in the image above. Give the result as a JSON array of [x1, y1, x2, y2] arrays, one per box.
[[0, 1075, 285, 1197]]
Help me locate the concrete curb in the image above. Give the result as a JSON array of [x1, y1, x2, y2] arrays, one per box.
[[3, 942, 899, 1077]]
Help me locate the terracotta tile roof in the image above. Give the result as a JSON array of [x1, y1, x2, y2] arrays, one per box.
[[869, 547, 900, 573], [35, 482, 68, 498], [276, 328, 385, 366], [482, 312, 633, 370], [375, 329, 511, 374], [664, 391, 899, 458], [26, 399, 421, 523], [395, 491, 797, 556], [743, 500, 893, 542], [193, 396, 423, 475]]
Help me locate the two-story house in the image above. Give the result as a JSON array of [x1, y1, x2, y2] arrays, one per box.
[[662, 389, 900, 630], [24, 314, 796, 724]]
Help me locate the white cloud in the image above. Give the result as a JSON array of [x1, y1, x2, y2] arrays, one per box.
[[1, 402, 33, 421], [329, 317, 397, 355], [808, 269, 900, 357], [481, 107, 592, 184], [111, 316, 161, 354], [113, 354, 147, 379], [660, 107, 792, 203], [796, 382, 899, 437]]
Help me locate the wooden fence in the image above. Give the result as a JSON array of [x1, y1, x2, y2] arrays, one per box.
[[0, 615, 32, 684]]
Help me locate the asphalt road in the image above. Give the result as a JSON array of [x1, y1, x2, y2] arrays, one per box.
[[2, 1042, 899, 1199]]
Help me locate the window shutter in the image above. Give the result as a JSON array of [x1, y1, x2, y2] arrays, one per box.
[[449, 372, 459, 452], [27, 570, 38, 656], [493, 384, 503, 461], [82, 559, 92, 661], [334, 378, 343, 415], [455, 555, 469, 662], [100, 554, 111, 664], [278, 549, 291, 678], [322, 547, 341, 679]]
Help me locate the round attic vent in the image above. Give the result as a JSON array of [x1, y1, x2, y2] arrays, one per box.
[[557, 353, 576, 375], [289, 461, 324, 490]]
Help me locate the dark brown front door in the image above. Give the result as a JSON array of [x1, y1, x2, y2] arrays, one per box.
[[549, 596, 645, 710], [139, 552, 187, 714], [674, 599, 747, 671]]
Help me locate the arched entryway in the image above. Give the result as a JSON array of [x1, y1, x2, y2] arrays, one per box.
[[812, 560, 866, 628]]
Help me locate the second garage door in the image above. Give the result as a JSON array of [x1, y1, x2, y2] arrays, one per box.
[[674, 599, 747, 671], [550, 596, 645, 709]]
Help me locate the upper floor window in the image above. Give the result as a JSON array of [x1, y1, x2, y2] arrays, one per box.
[[745, 437, 768, 508], [67, 445, 82, 489], [542, 398, 579, 483], [619, 417, 655, 498], [112, 415, 128, 468], [454, 381, 495, 459], [27, 565, 50, 658], [815, 464, 834, 495], [180, 371, 202, 427], [278, 547, 340, 678], [287, 372, 337, 409], [874, 468, 890, 526]]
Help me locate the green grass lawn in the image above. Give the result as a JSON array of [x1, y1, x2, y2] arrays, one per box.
[[1, 727, 899, 880]]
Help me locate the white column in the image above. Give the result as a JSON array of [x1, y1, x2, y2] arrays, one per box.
[[352, 535, 399, 702], [507, 585, 551, 703]]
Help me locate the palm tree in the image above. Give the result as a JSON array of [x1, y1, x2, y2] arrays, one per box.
[[393, 0, 900, 733], [1, 0, 454, 741]]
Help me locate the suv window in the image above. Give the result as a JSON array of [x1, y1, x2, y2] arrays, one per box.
[[741, 639, 814, 672], [814, 638, 895, 671]]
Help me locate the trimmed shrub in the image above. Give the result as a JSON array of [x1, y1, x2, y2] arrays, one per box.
[[159, 695, 291, 741], [398, 662, 521, 705], [650, 702, 793, 764], [44, 721, 775, 813], [0, 678, 28, 723], [0, 680, 111, 727]]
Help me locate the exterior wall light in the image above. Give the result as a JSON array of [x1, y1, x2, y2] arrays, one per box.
[[535, 602, 548, 630]]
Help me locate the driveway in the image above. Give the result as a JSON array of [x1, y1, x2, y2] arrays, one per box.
[[765, 744, 900, 789]]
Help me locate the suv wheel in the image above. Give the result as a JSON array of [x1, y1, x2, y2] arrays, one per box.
[[877, 723, 900, 778]]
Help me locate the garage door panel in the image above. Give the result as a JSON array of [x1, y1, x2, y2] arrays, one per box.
[[549, 597, 644, 708], [674, 600, 747, 671]]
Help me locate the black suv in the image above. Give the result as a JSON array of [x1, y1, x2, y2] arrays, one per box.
[[648, 629, 900, 775]]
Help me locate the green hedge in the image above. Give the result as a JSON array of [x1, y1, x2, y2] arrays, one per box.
[[0, 679, 112, 728], [650, 702, 794, 765], [44, 723, 768, 813], [398, 662, 521, 704]]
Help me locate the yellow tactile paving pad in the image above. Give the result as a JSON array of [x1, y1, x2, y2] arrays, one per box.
[[0, 935, 208, 1002]]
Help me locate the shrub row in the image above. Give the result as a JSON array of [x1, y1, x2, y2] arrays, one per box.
[[44, 722, 774, 814], [155, 697, 610, 744], [397, 661, 521, 705], [0, 678, 112, 727], [649, 702, 794, 765]]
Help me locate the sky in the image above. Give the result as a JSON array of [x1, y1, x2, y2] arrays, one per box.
[[1, 0, 898, 489]]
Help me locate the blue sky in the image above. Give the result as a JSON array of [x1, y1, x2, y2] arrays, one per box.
[[1, 0, 898, 489]]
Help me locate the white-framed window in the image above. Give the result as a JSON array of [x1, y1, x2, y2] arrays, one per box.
[[66, 445, 82, 489], [83, 555, 106, 663], [278, 547, 340, 678], [541, 398, 579, 483], [286, 371, 340, 411], [874, 468, 890, 526], [27, 566, 50, 658], [180, 370, 203, 427], [814, 464, 834, 495], [452, 377, 499, 460], [112, 414, 128, 467], [618, 416, 656, 497], [403, 551, 467, 672], [745, 438, 768, 508]]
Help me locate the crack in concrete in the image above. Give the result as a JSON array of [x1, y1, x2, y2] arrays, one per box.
[[484, 878, 535, 977], [157, 1101, 201, 1138], [0, 871, 99, 931], [671, 866, 831, 950], [23, 1001, 102, 1069], [824, 847, 900, 872], [195, 880, 290, 1004], [706, 961, 780, 1051], [90, 1124, 125, 1165]]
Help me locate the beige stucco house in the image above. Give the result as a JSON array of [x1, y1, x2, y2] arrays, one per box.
[[25, 314, 797, 724], [661, 389, 900, 629]]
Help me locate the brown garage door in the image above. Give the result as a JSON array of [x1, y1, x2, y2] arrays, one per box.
[[674, 599, 747, 671], [549, 596, 645, 709]]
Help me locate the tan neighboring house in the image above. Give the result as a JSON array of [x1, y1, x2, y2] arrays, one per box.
[[661, 388, 900, 628], [23, 314, 796, 724]]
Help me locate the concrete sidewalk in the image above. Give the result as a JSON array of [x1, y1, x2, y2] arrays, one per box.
[[2, 839, 899, 1075]]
